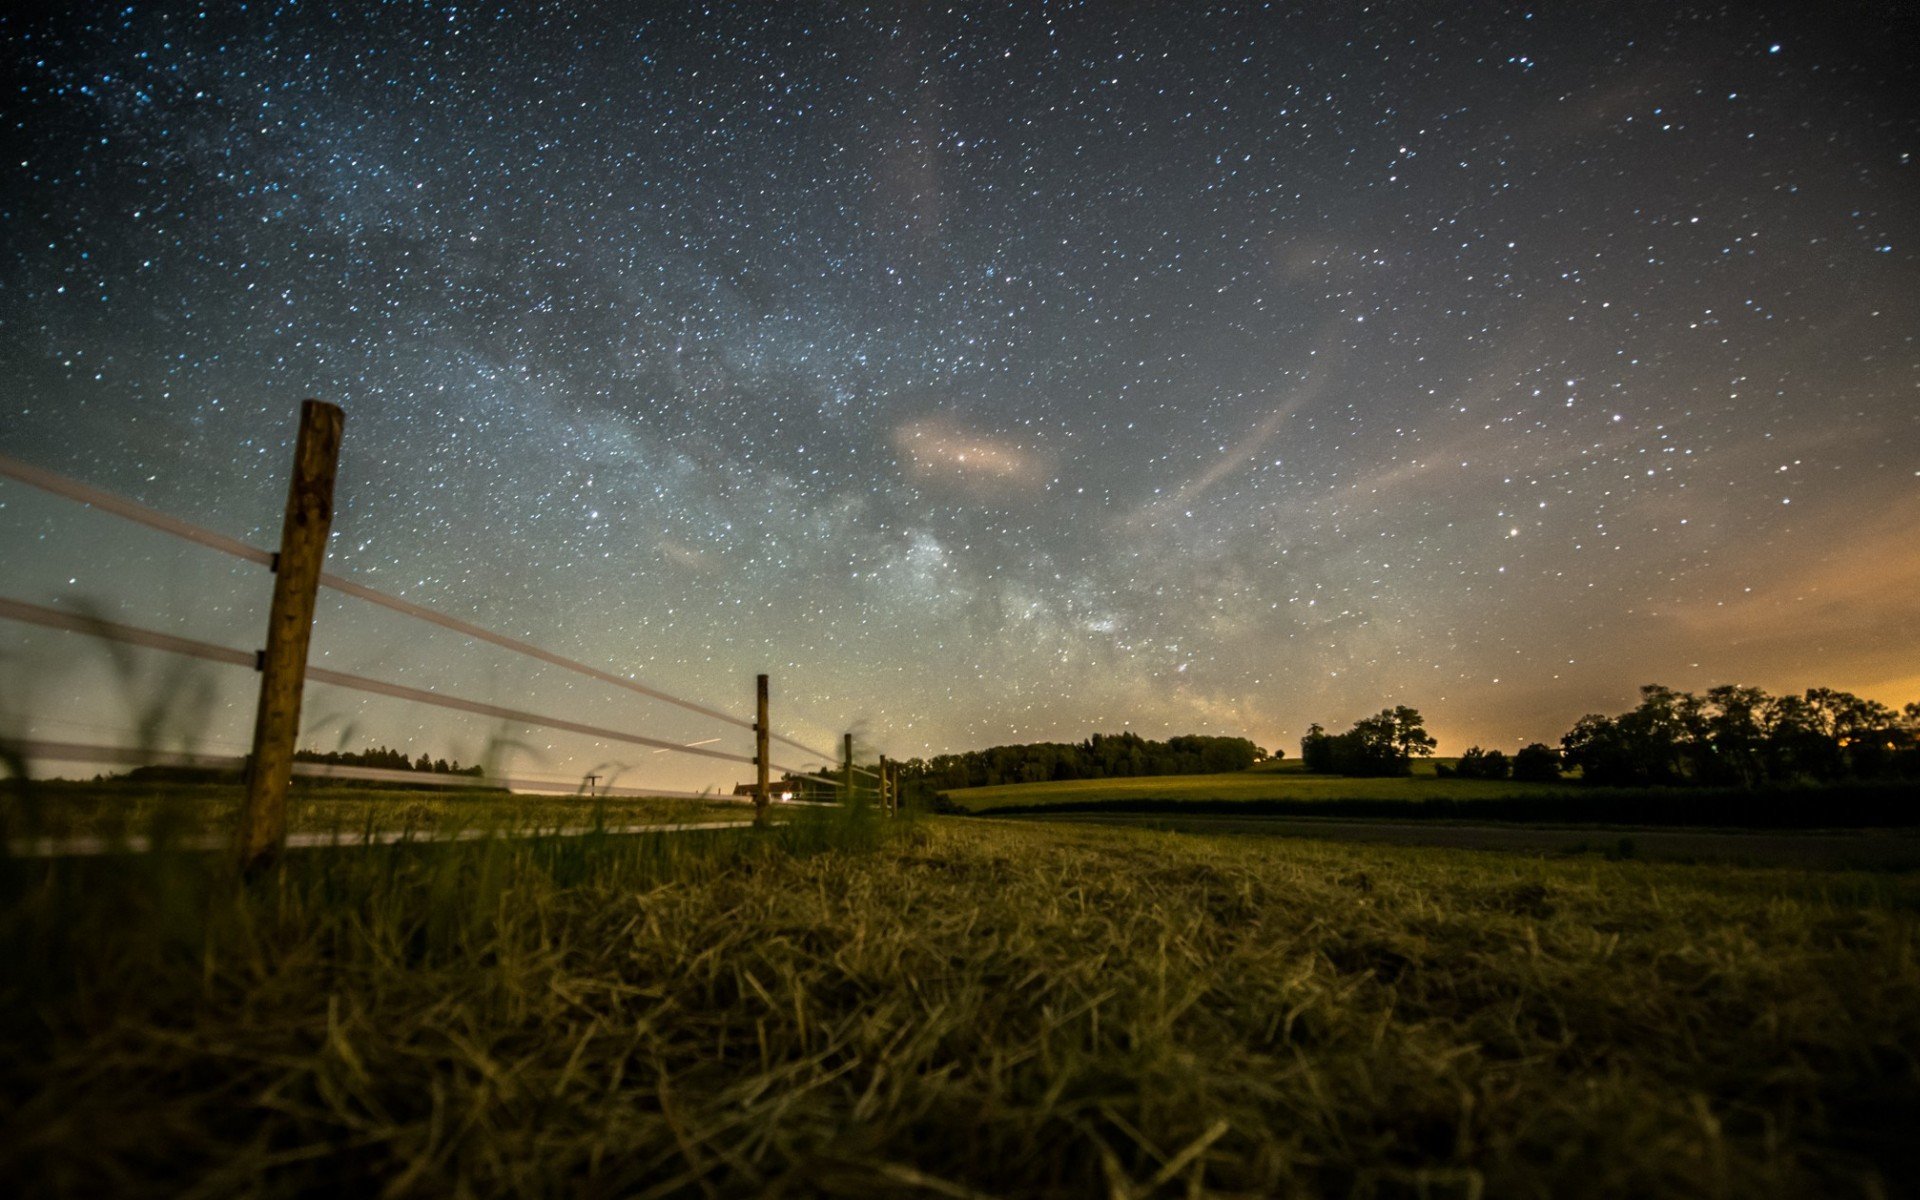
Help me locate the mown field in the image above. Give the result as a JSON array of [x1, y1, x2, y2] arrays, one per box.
[[2, 780, 749, 842], [938, 761, 1568, 812], [941, 767, 1920, 832], [2, 806, 1916, 1197]]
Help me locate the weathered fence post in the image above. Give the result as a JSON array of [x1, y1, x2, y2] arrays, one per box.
[[754, 673, 771, 826], [879, 755, 891, 816], [842, 732, 854, 808], [238, 400, 344, 870]]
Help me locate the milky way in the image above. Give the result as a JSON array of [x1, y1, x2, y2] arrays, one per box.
[[3, 3, 1916, 790]]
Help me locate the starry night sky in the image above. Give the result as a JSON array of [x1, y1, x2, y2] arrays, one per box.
[[3, 3, 1917, 791]]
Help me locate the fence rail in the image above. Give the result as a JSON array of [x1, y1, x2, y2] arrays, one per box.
[[0, 403, 894, 862]]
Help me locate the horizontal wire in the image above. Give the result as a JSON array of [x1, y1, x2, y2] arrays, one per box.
[[0, 596, 256, 669], [772, 772, 847, 788], [292, 761, 733, 800], [1, 453, 847, 753], [0, 597, 755, 766], [314, 570, 751, 731], [768, 730, 838, 761], [0, 452, 274, 566], [303, 663, 758, 764], [6, 738, 741, 801], [3, 738, 247, 772]]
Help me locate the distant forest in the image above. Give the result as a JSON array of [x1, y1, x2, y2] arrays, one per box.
[[900, 732, 1268, 789], [292, 746, 484, 777]]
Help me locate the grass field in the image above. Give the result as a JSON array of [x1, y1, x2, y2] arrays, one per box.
[[3, 806, 1916, 1196], [938, 763, 1567, 812], [1013, 811, 1920, 870]]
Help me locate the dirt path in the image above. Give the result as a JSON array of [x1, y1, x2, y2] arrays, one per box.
[[999, 812, 1920, 870]]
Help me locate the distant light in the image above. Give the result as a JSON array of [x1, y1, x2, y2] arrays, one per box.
[[1768, 43, 1781, 53]]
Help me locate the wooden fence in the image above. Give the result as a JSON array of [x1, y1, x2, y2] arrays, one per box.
[[0, 401, 901, 865]]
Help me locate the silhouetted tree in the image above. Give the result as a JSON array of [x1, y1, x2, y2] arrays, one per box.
[[1697, 684, 1769, 786], [1303, 708, 1436, 777], [1389, 705, 1439, 760], [1300, 723, 1333, 773], [1511, 743, 1562, 783], [1455, 746, 1510, 780]]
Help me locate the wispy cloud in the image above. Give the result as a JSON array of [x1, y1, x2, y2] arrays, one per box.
[[894, 418, 1046, 496]]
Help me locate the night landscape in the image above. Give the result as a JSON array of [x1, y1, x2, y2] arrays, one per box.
[[2, 2, 1917, 1196]]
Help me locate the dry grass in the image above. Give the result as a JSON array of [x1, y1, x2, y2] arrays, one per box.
[[2, 814, 1916, 1197]]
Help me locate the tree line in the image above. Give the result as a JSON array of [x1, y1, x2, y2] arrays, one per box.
[[292, 745, 485, 777], [115, 744, 486, 787], [899, 732, 1269, 790], [1555, 684, 1920, 786], [1303, 684, 1920, 785]]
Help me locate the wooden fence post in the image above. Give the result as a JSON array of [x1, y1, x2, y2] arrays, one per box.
[[238, 400, 344, 870], [842, 732, 853, 808], [754, 673, 770, 826], [879, 755, 891, 816]]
